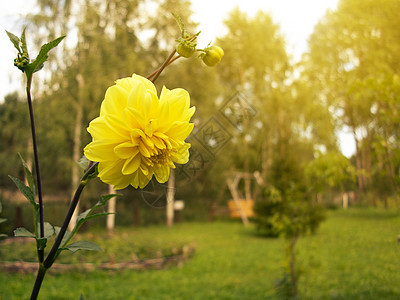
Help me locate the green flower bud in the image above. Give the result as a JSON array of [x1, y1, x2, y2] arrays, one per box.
[[176, 39, 196, 58], [201, 45, 224, 67], [14, 53, 29, 72]]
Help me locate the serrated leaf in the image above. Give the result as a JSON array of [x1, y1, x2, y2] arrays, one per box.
[[36, 237, 47, 250], [9, 175, 35, 205], [172, 12, 185, 37], [63, 241, 103, 253], [20, 27, 29, 60], [18, 153, 35, 194], [26, 35, 65, 75], [6, 30, 21, 53], [14, 227, 35, 238]]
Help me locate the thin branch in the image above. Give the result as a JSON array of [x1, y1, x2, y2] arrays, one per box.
[[43, 161, 98, 269], [147, 49, 177, 83]]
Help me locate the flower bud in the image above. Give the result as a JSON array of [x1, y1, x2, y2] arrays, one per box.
[[14, 53, 29, 72], [201, 45, 224, 67], [176, 39, 196, 58]]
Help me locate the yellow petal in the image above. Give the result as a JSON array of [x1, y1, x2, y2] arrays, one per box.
[[138, 173, 151, 188], [127, 81, 146, 112], [130, 171, 152, 189], [122, 155, 141, 175], [152, 136, 166, 149], [145, 123, 153, 137], [185, 106, 196, 121], [103, 115, 131, 140], [100, 85, 128, 117], [98, 160, 134, 190], [132, 74, 157, 95], [87, 116, 127, 142], [159, 87, 190, 120], [171, 143, 191, 164], [165, 122, 194, 141], [114, 142, 139, 159], [131, 128, 146, 139], [154, 164, 170, 183], [139, 141, 151, 157], [123, 107, 147, 130], [115, 77, 135, 92], [84, 140, 120, 162]]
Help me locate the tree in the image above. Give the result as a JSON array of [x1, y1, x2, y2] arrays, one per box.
[[304, 0, 400, 203]]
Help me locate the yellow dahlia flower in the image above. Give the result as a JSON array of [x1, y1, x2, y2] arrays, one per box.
[[84, 74, 195, 189]]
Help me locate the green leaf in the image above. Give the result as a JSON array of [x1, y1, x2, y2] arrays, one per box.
[[80, 294, 85, 300], [26, 35, 66, 75], [8, 175, 35, 205], [18, 153, 35, 194], [81, 212, 113, 223], [78, 155, 90, 170], [36, 237, 47, 250], [14, 227, 35, 238], [172, 12, 185, 37], [43, 222, 55, 239], [63, 241, 103, 253], [96, 194, 121, 209], [0, 218, 6, 224], [76, 208, 91, 224], [6, 30, 21, 53], [20, 27, 29, 60]]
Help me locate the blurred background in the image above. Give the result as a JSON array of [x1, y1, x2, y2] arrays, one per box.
[[0, 0, 399, 230]]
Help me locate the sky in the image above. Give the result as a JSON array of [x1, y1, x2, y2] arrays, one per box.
[[0, 0, 354, 156]]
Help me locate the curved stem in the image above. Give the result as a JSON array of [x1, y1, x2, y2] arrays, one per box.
[[26, 78, 45, 263]]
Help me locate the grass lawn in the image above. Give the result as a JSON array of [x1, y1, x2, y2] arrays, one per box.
[[1, 208, 400, 299]]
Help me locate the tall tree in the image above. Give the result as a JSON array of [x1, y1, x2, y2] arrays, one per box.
[[304, 0, 400, 201]]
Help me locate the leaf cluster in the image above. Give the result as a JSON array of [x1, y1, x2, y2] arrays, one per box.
[[6, 28, 65, 82], [9, 155, 119, 261]]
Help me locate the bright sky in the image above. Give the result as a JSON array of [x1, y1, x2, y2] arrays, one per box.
[[1, 0, 354, 156]]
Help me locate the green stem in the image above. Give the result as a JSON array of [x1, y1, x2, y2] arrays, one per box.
[[43, 162, 97, 269], [30, 264, 47, 300], [30, 162, 97, 299], [26, 77, 45, 263]]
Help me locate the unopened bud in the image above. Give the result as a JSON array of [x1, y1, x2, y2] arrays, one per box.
[[201, 45, 224, 67], [176, 39, 196, 58], [14, 53, 29, 72]]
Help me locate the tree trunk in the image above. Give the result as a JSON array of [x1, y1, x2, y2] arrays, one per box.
[[106, 185, 116, 235], [352, 129, 365, 193], [166, 169, 175, 227], [68, 74, 84, 232]]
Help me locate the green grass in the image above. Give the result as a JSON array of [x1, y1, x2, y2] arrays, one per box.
[[1, 208, 400, 299]]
